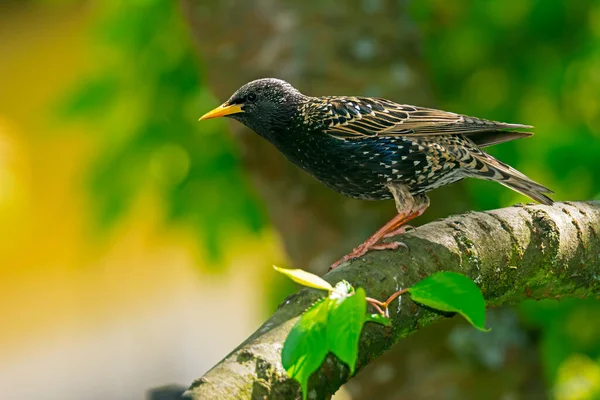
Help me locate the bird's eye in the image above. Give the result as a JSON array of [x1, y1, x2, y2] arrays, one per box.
[[247, 93, 257, 103]]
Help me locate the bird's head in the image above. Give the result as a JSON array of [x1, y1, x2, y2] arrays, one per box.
[[199, 78, 307, 138]]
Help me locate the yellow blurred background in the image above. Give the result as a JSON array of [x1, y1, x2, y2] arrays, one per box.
[[0, 4, 281, 399]]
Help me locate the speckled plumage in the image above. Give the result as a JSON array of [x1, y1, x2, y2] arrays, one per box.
[[200, 78, 554, 268]]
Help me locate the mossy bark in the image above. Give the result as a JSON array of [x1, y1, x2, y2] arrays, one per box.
[[186, 201, 600, 399]]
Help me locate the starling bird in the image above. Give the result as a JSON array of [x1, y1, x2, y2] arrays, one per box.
[[200, 78, 553, 269]]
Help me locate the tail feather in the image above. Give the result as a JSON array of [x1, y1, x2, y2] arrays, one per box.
[[497, 178, 554, 205], [469, 152, 554, 205]]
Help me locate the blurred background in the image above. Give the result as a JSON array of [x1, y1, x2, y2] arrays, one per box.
[[1, 0, 599, 399]]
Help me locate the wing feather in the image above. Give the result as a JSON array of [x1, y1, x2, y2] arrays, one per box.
[[318, 97, 533, 142]]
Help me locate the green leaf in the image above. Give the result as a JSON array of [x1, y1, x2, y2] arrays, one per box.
[[273, 266, 333, 292], [282, 299, 330, 400], [365, 313, 391, 327], [327, 287, 366, 374], [408, 271, 488, 331]]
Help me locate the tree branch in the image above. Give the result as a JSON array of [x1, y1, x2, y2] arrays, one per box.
[[185, 201, 600, 399]]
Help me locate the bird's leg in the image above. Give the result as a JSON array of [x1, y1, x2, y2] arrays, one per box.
[[381, 195, 429, 239], [329, 210, 420, 270], [329, 186, 429, 270]]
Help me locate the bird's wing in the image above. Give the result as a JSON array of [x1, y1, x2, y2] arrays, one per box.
[[317, 97, 532, 145]]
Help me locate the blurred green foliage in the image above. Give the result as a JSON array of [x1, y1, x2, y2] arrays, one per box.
[[520, 299, 600, 393], [410, 0, 600, 209], [60, 0, 264, 261], [408, 1, 600, 395]]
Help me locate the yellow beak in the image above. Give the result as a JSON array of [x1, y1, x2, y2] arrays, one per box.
[[199, 103, 244, 121]]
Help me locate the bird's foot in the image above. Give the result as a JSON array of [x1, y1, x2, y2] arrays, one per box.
[[382, 224, 413, 238], [329, 240, 408, 270]]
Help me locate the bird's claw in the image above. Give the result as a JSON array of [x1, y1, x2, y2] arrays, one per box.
[[371, 241, 409, 251], [329, 240, 409, 270]]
